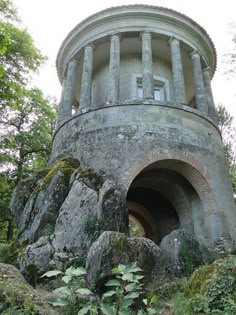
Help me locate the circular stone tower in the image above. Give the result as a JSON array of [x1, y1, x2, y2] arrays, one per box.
[[50, 5, 236, 247]]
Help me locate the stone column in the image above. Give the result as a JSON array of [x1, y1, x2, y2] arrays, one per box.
[[169, 37, 186, 104], [108, 34, 120, 102], [80, 44, 94, 109], [142, 32, 153, 99], [190, 51, 208, 114], [56, 59, 77, 129], [203, 67, 217, 120]]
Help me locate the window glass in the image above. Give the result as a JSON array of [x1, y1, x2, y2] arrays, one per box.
[[136, 78, 165, 101]]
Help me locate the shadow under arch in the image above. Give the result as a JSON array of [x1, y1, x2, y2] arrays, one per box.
[[126, 158, 217, 244]]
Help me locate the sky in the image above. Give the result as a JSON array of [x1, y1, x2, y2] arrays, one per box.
[[13, 0, 236, 117]]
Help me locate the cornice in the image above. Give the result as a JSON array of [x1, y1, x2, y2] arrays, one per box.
[[56, 5, 217, 84]]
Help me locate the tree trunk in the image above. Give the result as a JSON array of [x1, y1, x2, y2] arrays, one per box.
[[7, 218, 14, 241]]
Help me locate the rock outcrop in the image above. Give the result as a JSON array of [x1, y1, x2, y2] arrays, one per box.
[[11, 157, 128, 280], [160, 229, 204, 275], [86, 231, 166, 289]]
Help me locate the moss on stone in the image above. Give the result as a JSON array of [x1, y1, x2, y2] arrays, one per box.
[[112, 234, 127, 256], [183, 263, 216, 297], [35, 156, 80, 192], [79, 168, 97, 180], [0, 278, 38, 314]]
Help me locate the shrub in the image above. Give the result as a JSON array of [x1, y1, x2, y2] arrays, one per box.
[[42, 262, 159, 315], [175, 255, 236, 315]]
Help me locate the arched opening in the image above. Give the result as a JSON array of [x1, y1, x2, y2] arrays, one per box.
[[126, 159, 205, 244]]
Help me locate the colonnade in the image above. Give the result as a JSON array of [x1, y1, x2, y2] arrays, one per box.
[[56, 32, 217, 128]]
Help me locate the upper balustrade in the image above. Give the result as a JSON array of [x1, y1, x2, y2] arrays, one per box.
[[55, 5, 217, 129]]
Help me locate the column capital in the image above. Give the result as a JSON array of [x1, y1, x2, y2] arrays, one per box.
[[110, 33, 121, 39], [140, 31, 152, 39], [168, 36, 180, 45], [84, 43, 95, 51], [189, 50, 200, 59], [203, 66, 211, 73]]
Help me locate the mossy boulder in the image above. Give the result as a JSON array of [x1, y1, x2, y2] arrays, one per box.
[[52, 172, 128, 265], [0, 263, 57, 314], [86, 231, 166, 290], [11, 157, 80, 243], [160, 229, 204, 276]]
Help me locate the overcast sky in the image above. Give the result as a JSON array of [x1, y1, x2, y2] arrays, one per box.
[[13, 0, 236, 116]]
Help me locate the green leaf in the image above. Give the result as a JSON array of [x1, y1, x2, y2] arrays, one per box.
[[122, 273, 135, 282], [125, 282, 140, 292], [52, 286, 71, 296], [100, 303, 115, 315], [125, 262, 142, 274], [102, 290, 117, 298], [124, 291, 141, 300], [105, 279, 122, 287], [143, 298, 148, 306], [62, 274, 72, 284], [49, 298, 69, 307], [71, 267, 86, 276], [40, 270, 63, 278], [118, 309, 133, 315], [65, 266, 75, 275], [76, 288, 92, 295], [120, 299, 133, 309], [137, 310, 145, 315], [149, 294, 159, 305], [78, 306, 90, 315]]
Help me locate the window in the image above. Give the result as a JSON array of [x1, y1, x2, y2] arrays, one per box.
[[136, 78, 166, 101]]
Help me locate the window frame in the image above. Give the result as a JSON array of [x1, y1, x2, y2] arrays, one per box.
[[131, 73, 170, 101]]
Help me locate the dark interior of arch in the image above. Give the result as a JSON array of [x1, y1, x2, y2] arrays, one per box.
[[126, 161, 204, 244], [127, 187, 179, 243]]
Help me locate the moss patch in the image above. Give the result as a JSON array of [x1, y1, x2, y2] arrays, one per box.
[[0, 241, 28, 265], [0, 278, 38, 314], [38, 157, 80, 191], [175, 255, 236, 314]]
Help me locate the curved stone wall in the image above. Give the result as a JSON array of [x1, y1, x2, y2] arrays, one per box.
[[50, 102, 236, 244]]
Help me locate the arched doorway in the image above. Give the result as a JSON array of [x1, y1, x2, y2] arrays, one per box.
[[126, 159, 206, 244]]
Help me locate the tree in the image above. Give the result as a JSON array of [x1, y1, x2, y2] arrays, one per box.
[[0, 0, 56, 241], [217, 104, 236, 193]]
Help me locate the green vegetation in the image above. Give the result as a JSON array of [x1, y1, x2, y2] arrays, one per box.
[[42, 262, 159, 315], [129, 216, 144, 238], [0, 278, 38, 314], [0, 0, 56, 242], [217, 105, 236, 193], [0, 240, 28, 264], [175, 255, 236, 314]]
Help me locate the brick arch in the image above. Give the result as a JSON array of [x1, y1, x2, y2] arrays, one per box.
[[125, 149, 217, 216], [124, 149, 224, 243]]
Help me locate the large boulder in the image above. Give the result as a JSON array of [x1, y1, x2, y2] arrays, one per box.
[[10, 170, 47, 227], [15, 162, 128, 280], [86, 231, 166, 290], [160, 229, 204, 276], [52, 170, 128, 264], [18, 236, 54, 285], [11, 157, 80, 243], [0, 263, 57, 314]]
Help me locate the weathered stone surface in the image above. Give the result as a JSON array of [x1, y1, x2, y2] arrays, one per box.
[[11, 157, 80, 243], [86, 231, 166, 289], [160, 229, 204, 276], [10, 170, 47, 226], [18, 236, 54, 284], [52, 173, 128, 264], [0, 263, 57, 314]]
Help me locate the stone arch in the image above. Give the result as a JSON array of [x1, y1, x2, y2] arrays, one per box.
[[125, 150, 223, 244]]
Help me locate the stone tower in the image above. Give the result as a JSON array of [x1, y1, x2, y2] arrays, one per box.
[[50, 5, 236, 249]]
